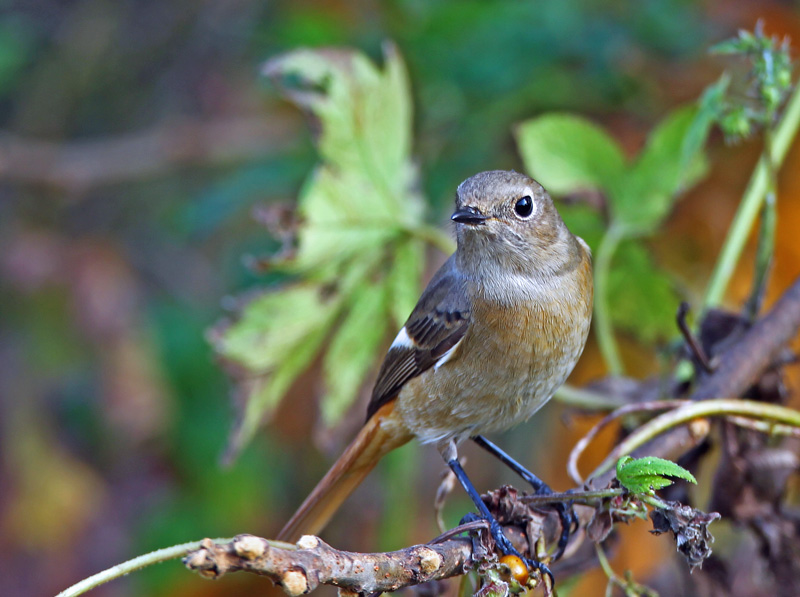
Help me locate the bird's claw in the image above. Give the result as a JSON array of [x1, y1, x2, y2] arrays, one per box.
[[532, 485, 577, 561], [458, 513, 554, 587]]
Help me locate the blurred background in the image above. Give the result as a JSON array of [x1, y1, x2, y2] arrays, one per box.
[[2, 1, 800, 596]]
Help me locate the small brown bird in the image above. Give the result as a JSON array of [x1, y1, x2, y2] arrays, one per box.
[[278, 170, 593, 566]]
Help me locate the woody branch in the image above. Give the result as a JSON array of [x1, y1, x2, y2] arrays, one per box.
[[184, 534, 473, 595]]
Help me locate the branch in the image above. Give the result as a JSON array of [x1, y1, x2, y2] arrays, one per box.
[[692, 273, 800, 401], [572, 274, 800, 485], [184, 534, 473, 595], [0, 116, 297, 194], [587, 399, 800, 481]]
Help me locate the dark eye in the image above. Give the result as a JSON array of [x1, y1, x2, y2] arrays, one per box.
[[514, 195, 533, 218]]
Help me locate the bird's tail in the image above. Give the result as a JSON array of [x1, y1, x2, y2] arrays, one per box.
[[277, 401, 413, 543]]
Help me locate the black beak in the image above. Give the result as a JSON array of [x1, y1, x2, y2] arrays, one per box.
[[451, 206, 487, 225]]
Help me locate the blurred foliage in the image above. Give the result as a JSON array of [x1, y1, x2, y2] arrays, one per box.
[[711, 21, 793, 140], [517, 105, 711, 373], [215, 48, 712, 457], [2, 2, 799, 597], [213, 45, 428, 460]]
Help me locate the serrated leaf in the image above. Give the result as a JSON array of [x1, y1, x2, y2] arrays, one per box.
[[612, 105, 708, 235], [219, 285, 341, 371], [608, 241, 679, 343], [293, 166, 419, 274], [515, 113, 627, 195], [387, 236, 425, 328], [616, 456, 697, 494], [322, 285, 390, 425], [213, 46, 428, 460], [218, 285, 343, 457]]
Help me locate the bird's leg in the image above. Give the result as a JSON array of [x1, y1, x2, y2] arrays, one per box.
[[445, 454, 553, 584], [472, 435, 576, 560]]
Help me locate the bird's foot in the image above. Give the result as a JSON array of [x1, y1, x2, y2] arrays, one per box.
[[459, 512, 554, 587], [532, 484, 578, 560]]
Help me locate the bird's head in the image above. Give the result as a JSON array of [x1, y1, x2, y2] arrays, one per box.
[[451, 170, 584, 280]]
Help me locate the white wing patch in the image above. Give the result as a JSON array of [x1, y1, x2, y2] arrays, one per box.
[[434, 337, 463, 370], [390, 326, 415, 350]]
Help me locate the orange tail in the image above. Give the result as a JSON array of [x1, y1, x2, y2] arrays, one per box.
[[277, 401, 413, 542]]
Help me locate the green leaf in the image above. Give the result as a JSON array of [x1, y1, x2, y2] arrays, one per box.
[[213, 46, 428, 459], [608, 241, 679, 343], [515, 113, 627, 195], [616, 456, 697, 494], [322, 285, 390, 425], [612, 105, 708, 235], [684, 75, 729, 169], [558, 203, 606, 252], [264, 45, 417, 215], [387, 236, 425, 328], [217, 285, 343, 458]]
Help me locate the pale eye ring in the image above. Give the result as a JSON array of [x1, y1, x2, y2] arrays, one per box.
[[514, 195, 534, 218]]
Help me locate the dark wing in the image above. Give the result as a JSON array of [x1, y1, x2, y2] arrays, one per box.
[[366, 255, 471, 420]]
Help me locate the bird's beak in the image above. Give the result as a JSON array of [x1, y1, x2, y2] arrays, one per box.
[[451, 206, 487, 225]]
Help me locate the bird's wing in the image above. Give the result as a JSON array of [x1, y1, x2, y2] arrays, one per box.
[[367, 256, 471, 420]]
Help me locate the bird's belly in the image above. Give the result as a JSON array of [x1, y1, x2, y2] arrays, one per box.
[[395, 297, 589, 445]]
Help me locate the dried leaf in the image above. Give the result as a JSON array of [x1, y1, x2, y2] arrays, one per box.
[[650, 501, 721, 569]]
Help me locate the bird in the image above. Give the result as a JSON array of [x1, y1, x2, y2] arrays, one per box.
[[277, 170, 593, 569]]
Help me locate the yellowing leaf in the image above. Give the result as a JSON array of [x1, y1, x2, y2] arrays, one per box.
[[387, 237, 425, 328], [218, 285, 343, 458], [322, 285, 390, 424], [214, 46, 428, 459], [219, 285, 341, 372]]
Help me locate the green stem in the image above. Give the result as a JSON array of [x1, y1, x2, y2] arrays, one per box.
[[56, 539, 231, 597], [703, 82, 800, 310], [596, 541, 658, 597], [594, 543, 619, 597], [554, 384, 628, 410], [589, 398, 800, 480], [593, 224, 625, 375], [744, 123, 778, 319], [522, 487, 626, 506]]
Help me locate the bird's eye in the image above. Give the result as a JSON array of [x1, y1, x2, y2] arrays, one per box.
[[514, 195, 534, 218]]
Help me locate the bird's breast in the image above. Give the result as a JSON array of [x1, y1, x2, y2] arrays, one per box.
[[395, 267, 592, 445]]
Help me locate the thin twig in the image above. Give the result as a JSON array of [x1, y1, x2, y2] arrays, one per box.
[[554, 384, 629, 410], [428, 519, 490, 544], [725, 414, 800, 437], [521, 488, 627, 506], [0, 116, 296, 194], [567, 400, 690, 485], [56, 539, 229, 597], [676, 302, 714, 373], [588, 399, 800, 481]]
